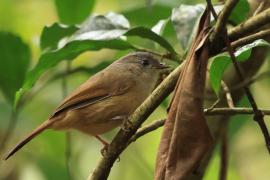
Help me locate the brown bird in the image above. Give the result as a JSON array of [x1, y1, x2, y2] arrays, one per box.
[[4, 52, 169, 160]]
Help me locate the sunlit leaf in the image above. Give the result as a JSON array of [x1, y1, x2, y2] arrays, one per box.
[[0, 32, 30, 104], [72, 12, 130, 41], [171, 4, 205, 50], [210, 39, 270, 95], [151, 19, 169, 35], [54, 0, 95, 25]]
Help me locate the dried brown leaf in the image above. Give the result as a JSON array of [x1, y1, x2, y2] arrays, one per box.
[[155, 7, 213, 180]]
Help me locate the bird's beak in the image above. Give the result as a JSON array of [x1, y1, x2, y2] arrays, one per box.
[[156, 62, 170, 69]]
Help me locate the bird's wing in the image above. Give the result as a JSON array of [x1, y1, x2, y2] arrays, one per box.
[[51, 69, 135, 118]]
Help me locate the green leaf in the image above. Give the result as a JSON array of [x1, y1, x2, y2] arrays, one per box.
[[0, 32, 30, 104], [171, 4, 205, 50], [210, 39, 270, 95], [229, 0, 250, 24], [209, 54, 231, 95], [40, 23, 78, 51], [125, 27, 178, 60], [54, 0, 95, 25], [14, 39, 134, 108]]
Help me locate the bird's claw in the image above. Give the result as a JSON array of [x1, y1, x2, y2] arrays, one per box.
[[121, 118, 133, 132], [100, 145, 109, 157]]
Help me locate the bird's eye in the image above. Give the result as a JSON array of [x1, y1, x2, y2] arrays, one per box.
[[141, 59, 149, 66]]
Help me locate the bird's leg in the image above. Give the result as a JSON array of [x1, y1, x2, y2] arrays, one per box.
[[94, 135, 121, 161], [94, 135, 109, 156]]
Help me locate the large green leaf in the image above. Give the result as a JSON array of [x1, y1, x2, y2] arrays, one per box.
[[54, 0, 95, 25], [125, 27, 178, 60], [210, 39, 270, 95], [40, 23, 78, 51], [0, 32, 30, 104]]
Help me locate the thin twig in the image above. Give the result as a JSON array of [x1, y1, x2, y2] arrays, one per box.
[[230, 29, 270, 49], [221, 80, 235, 108], [231, 71, 270, 91], [205, 107, 270, 115], [206, 0, 218, 20], [253, 1, 266, 16], [125, 107, 270, 145], [207, 99, 220, 110], [62, 61, 73, 180], [129, 119, 165, 144], [219, 125, 228, 180]]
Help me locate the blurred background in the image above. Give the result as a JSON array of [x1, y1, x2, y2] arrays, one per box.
[[0, 0, 270, 179]]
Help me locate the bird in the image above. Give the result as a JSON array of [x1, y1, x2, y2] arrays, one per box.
[[4, 52, 169, 160]]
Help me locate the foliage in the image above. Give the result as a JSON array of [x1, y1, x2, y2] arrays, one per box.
[[0, 32, 30, 104], [0, 0, 269, 179], [210, 39, 270, 95]]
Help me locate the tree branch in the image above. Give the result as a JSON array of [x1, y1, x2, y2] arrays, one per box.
[[129, 119, 165, 144], [229, 7, 270, 41], [231, 29, 270, 49], [212, 0, 240, 42]]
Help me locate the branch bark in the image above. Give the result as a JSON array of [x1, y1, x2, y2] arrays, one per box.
[[229, 7, 270, 40]]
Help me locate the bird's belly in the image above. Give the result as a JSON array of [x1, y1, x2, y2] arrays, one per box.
[[52, 93, 142, 135]]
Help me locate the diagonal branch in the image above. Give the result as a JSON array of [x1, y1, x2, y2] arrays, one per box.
[[229, 7, 270, 40], [211, 0, 239, 42], [231, 29, 270, 49]]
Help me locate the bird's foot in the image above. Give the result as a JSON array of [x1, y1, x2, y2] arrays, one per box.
[[121, 117, 133, 132], [100, 144, 109, 157], [95, 135, 110, 157]]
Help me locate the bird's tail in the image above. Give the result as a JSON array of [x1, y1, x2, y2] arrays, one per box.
[[3, 120, 54, 160]]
